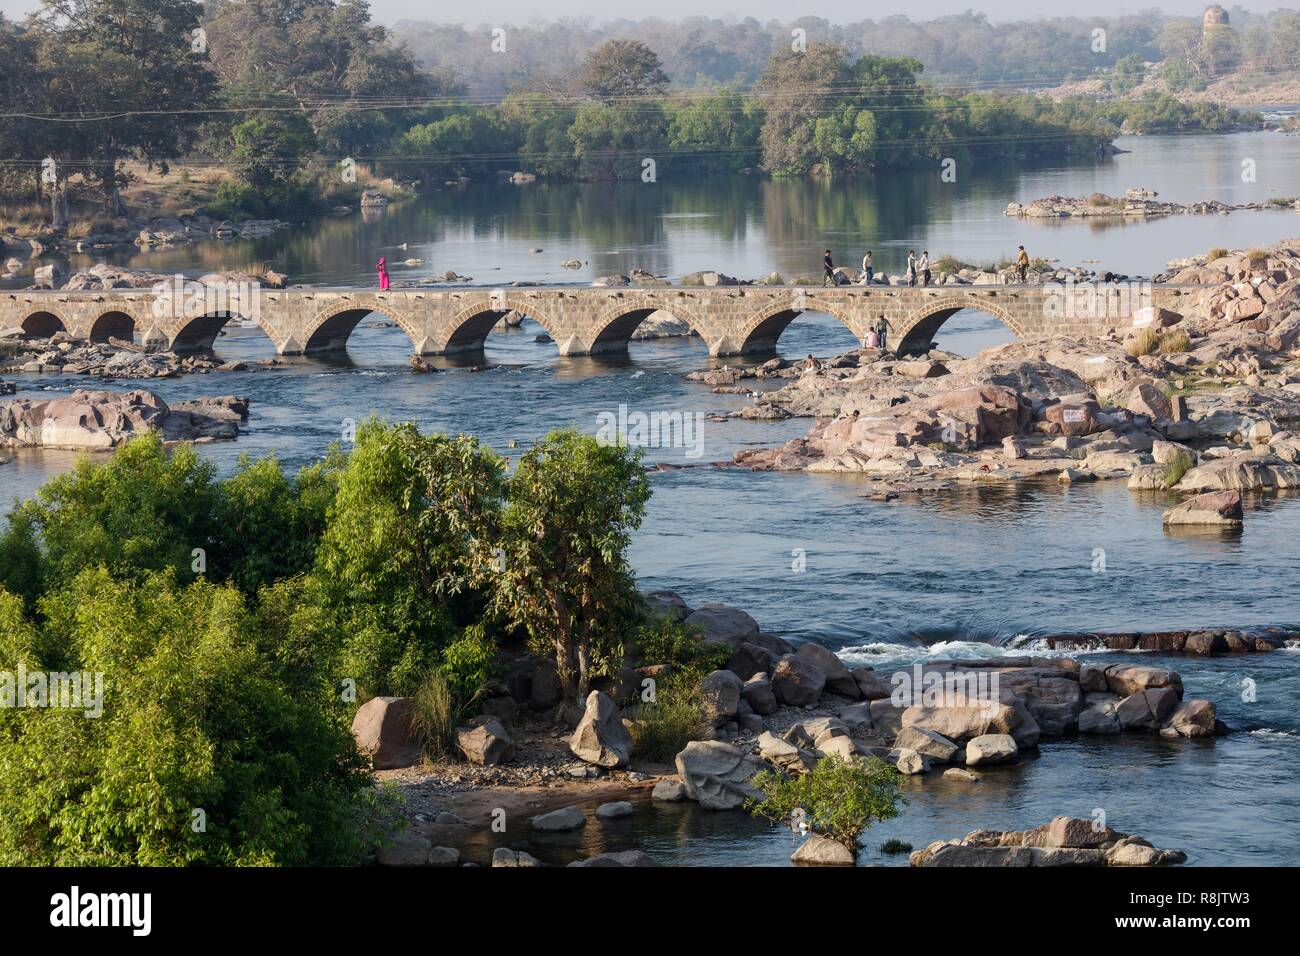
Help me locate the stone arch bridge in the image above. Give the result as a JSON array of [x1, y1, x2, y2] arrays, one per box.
[[0, 284, 1194, 358]]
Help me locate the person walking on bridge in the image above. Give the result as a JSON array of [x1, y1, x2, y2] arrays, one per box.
[[376, 256, 391, 291], [860, 250, 873, 286], [1015, 246, 1030, 283], [822, 249, 836, 287], [906, 250, 917, 287], [920, 250, 931, 287]]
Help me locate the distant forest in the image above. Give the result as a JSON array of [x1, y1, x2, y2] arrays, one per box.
[[0, 2, 1280, 227], [397, 8, 1300, 97]]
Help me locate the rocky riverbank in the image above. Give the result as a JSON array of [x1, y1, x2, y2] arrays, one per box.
[[0, 388, 248, 451], [359, 591, 1231, 867], [1, 215, 291, 273], [1005, 190, 1300, 221], [715, 240, 1300, 525], [1, 333, 283, 380]]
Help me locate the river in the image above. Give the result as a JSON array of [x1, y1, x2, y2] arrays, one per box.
[[3, 130, 1299, 866]]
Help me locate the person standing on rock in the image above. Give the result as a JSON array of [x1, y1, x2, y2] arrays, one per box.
[[376, 256, 390, 290], [906, 250, 917, 287], [1016, 246, 1029, 283], [920, 250, 931, 287], [822, 249, 835, 287], [860, 250, 873, 286], [875, 314, 894, 353]]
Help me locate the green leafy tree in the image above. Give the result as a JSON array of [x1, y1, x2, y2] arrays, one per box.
[[492, 431, 649, 703], [747, 754, 905, 849], [31, 0, 217, 216], [0, 570, 399, 865], [227, 114, 318, 190], [0, 433, 222, 605], [580, 39, 669, 98], [314, 420, 505, 696]]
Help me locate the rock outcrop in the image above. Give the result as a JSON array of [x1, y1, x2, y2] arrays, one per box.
[[0, 389, 248, 449], [911, 816, 1187, 867]]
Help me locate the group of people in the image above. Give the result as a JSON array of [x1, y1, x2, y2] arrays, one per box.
[[823, 249, 931, 287], [822, 245, 1033, 287]]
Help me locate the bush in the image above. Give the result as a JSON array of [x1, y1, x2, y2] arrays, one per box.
[[1159, 329, 1191, 353], [1246, 247, 1270, 263], [631, 615, 729, 684], [409, 671, 459, 760], [1161, 452, 1196, 489], [880, 838, 913, 855], [626, 683, 707, 763], [1126, 327, 1161, 357], [0, 571, 401, 865], [1205, 247, 1229, 261], [746, 754, 905, 848]]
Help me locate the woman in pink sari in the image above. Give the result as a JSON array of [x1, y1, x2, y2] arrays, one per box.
[[376, 256, 390, 290]]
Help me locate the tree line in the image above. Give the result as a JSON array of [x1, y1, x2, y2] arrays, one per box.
[[0, 1, 1260, 225]]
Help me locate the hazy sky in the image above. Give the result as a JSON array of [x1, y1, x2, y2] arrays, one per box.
[[0, 1, 1277, 25]]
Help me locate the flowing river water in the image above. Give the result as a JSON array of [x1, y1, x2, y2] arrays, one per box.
[[3, 131, 1300, 865]]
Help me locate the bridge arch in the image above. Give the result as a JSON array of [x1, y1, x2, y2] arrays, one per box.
[[587, 304, 704, 354], [302, 305, 421, 354], [733, 298, 861, 354], [169, 312, 278, 353], [20, 310, 67, 338], [897, 296, 1024, 355], [89, 310, 137, 344], [440, 300, 564, 353]]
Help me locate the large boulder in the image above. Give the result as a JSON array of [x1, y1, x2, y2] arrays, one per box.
[[529, 658, 563, 710], [726, 642, 774, 680], [375, 832, 433, 866], [674, 740, 766, 810], [456, 715, 514, 766], [757, 730, 818, 774], [1116, 687, 1179, 731], [683, 603, 759, 648], [642, 589, 689, 621], [791, 834, 855, 865], [1125, 382, 1173, 421], [569, 690, 633, 767], [902, 700, 1040, 748], [698, 669, 743, 728], [1103, 664, 1183, 698], [741, 674, 778, 715], [794, 643, 859, 697], [771, 653, 826, 706], [351, 696, 419, 770], [531, 806, 587, 832], [894, 726, 960, 765], [852, 668, 890, 701], [1163, 490, 1243, 526], [1161, 699, 1217, 738], [965, 733, 1019, 766]]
